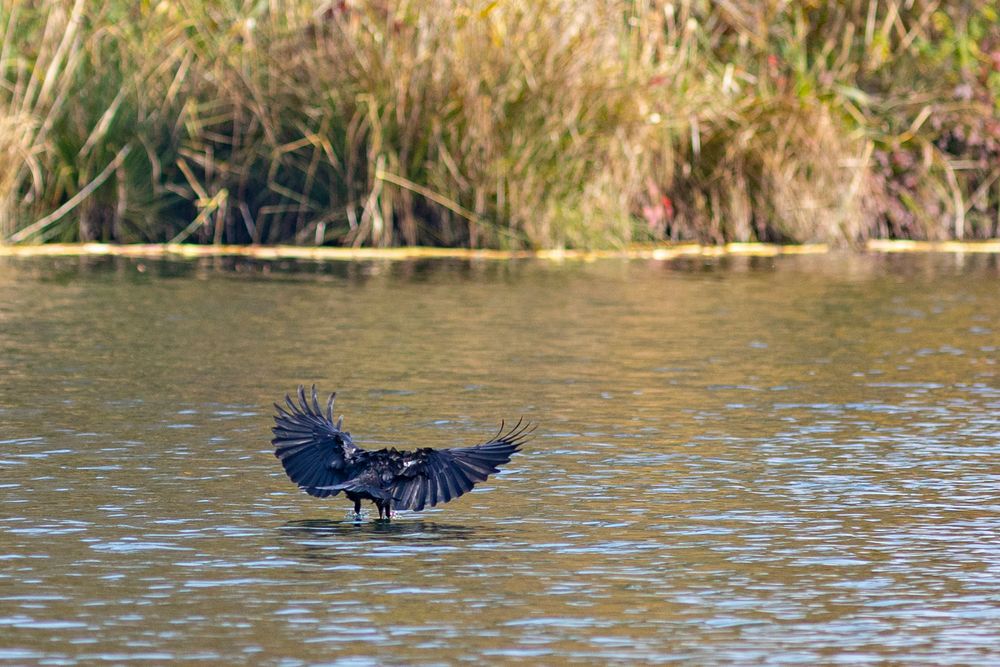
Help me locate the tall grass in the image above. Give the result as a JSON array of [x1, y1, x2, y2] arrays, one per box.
[[1, 0, 998, 248]]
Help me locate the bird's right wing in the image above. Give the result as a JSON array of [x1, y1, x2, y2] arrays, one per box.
[[272, 386, 351, 498], [390, 419, 533, 511]]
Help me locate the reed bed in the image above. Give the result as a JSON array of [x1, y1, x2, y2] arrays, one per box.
[[1, 1, 998, 249]]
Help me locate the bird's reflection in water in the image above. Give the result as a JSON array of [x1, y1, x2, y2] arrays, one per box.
[[279, 518, 480, 562]]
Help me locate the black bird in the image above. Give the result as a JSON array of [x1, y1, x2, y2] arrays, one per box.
[[272, 386, 532, 520]]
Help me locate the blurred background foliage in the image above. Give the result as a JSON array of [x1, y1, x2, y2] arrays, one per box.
[[1, 0, 998, 248]]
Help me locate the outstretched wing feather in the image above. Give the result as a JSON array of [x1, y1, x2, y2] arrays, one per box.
[[414, 477, 428, 512], [390, 421, 532, 510], [272, 385, 352, 498]]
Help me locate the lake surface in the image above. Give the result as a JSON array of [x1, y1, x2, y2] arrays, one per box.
[[1, 252, 999, 664]]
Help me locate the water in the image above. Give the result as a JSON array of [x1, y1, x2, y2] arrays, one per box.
[[1, 252, 999, 664]]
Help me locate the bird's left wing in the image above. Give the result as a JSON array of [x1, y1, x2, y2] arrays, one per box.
[[272, 386, 352, 497], [390, 419, 533, 511]]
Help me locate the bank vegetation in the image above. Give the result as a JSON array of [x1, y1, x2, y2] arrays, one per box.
[[1, 0, 998, 248]]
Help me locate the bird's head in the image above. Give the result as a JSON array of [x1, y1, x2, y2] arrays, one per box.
[[340, 432, 359, 457]]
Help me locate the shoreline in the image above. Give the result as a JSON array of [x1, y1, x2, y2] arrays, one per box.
[[2, 241, 1000, 262]]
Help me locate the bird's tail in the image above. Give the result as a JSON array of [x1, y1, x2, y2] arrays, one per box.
[[310, 480, 394, 501]]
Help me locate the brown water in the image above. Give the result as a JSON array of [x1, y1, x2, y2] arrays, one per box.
[[1, 253, 999, 664]]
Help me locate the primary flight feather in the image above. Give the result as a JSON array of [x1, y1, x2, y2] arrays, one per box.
[[272, 386, 532, 519]]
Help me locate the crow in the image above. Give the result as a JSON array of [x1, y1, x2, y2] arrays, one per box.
[[271, 386, 532, 520]]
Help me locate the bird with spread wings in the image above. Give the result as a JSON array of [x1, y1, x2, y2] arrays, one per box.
[[272, 386, 532, 520]]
